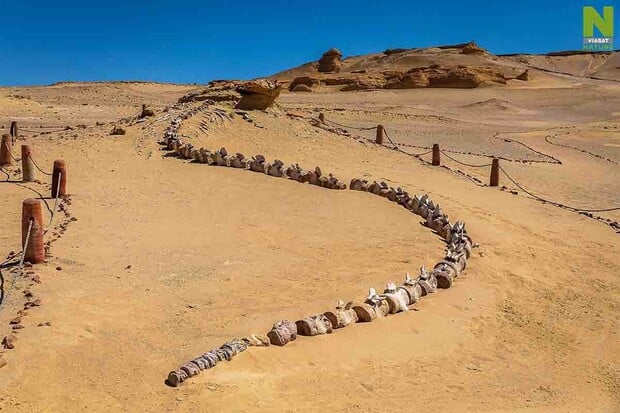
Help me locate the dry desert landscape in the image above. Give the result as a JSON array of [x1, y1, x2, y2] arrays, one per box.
[[0, 43, 619, 412]]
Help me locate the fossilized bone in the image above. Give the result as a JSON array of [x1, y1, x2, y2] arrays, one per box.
[[365, 288, 390, 317], [382, 282, 410, 313], [286, 164, 306, 181], [321, 173, 346, 189], [245, 334, 271, 347], [166, 338, 250, 387], [296, 314, 334, 336], [350, 178, 363, 191], [448, 229, 473, 259], [433, 259, 460, 289], [417, 194, 431, 217], [325, 300, 358, 329], [444, 248, 467, 272], [303, 167, 322, 185], [416, 266, 437, 296], [182, 144, 194, 159], [226, 152, 247, 168], [387, 187, 406, 203], [401, 272, 423, 305], [379, 182, 390, 197], [249, 154, 268, 172], [267, 320, 297, 346], [267, 159, 285, 177], [367, 181, 381, 195]]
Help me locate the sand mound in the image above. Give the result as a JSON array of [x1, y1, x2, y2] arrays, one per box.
[[460, 98, 538, 115]]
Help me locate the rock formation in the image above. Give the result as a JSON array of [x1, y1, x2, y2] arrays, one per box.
[[516, 69, 530, 81], [318, 48, 343, 73], [140, 104, 154, 118], [383, 48, 410, 55], [384, 65, 506, 89], [291, 84, 313, 92], [110, 126, 126, 135], [178, 81, 241, 103], [460, 41, 487, 54], [340, 76, 386, 91], [289, 76, 322, 91], [384, 70, 429, 89], [235, 79, 282, 110]]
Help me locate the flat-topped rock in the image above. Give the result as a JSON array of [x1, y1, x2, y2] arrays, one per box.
[[235, 79, 282, 110]]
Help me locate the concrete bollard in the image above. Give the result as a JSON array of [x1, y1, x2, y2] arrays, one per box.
[[22, 199, 45, 264], [10, 121, 18, 141], [0, 134, 13, 166], [375, 125, 384, 145], [51, 159, 67, 197], [432, 144, 440, 166], [21, 145, 36, 182], [490, 158, 499, 187], [318, 113, 325, 123]]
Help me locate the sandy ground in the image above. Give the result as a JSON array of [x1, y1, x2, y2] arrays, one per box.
[[0, 69, 618, 412]]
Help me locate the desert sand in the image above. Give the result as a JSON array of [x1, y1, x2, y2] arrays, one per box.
[[0, 46, 618, 412]]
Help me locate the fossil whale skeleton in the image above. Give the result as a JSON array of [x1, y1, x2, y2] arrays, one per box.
[[161, 112, 476, 387]]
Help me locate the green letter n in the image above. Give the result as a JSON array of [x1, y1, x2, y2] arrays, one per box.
[[583, 6, 614, 37]]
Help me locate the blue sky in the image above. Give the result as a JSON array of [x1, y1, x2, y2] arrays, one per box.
[[0, 1, 615, 85]]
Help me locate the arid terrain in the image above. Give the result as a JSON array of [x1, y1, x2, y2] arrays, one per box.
[[0, 44, 618, 412]]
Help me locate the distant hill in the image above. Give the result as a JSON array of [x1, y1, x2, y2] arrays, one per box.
[[270, 42, 619, 85]]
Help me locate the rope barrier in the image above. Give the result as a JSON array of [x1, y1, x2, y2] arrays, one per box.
[[307, 115, 618, 226], [323, 118, 378, 131], [0, 219, 33, 310], [20, 127, 69, 133], [0, 267, 5, 308], [383, 128, 432, 157], [45, 171, 62, 233], [440, 150, 493, 168], [544, 135, 618, 165], [2, 139, 21, 162], [392, 140, 561, 165], [390, 141, 432, 151], [28, 154, 53, 176], [0, 253, 21, 267], [498, 165, 620, 212], [0, 166, 10, 181], [494, 133, 562, 164]]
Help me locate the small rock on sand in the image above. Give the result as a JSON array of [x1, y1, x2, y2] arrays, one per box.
[[2, 335, 16, 350]]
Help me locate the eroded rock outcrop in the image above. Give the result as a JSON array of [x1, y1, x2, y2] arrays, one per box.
[[384, 70, 429, 89], [340, 76, 386, 91], [318, 48, 343, 73], [178, 81, 241, 104], [291, 84, 313, 92], [460, 41, 487, 55], [235, 79, 282, 110], [384, 65, 506, 89], [516, 69, 530, 81], [289, 76, 322, 91]]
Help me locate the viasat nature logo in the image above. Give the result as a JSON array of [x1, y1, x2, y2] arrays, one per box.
[[583, 6, 614, 51]]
